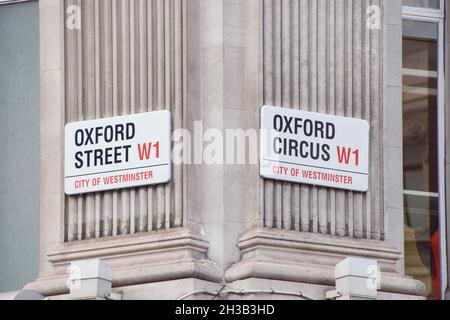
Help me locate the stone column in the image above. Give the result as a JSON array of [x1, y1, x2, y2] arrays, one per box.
[[26, 0, 223, 299], [224, 0, 425, 299]]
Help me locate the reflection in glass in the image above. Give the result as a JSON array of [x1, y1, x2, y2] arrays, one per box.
[[403, 0, 440, 9], [402, 20, 440, 299], [404, 196, 440, 298]]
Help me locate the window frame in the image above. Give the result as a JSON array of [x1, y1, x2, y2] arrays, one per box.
[[402, 4, 447, 300], [0, 0, 33, 5], [403, 0, 445, 19]]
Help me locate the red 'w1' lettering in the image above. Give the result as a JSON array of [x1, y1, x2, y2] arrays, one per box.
[[138, 142, 160, 161], [337, 147, 359, 166]]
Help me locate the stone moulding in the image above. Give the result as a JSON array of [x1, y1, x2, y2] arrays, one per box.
[[225, 228, 426, 297], [47, 228, 207, 264], [25, 228, 221, 297]]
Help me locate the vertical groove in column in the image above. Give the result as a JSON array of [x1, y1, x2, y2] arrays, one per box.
[[281, 0, 292, 231], [299, 0, 310, 233], [138, 0, 148, 233], [353, 0, 364, 239], [164, 0, 172, 230], [147, 0, 156, 232], [63, 1, 69, 243], [379, 0, 385, 241], [291, 0, 300, 232], [273, 0, 282, 230], [328, 0, 336, 236], [120, 0, 130, 236], [335, 0, 346, 237], [181, 0, 188, 229], [156, 0, 166, 230], [84, 0, 96, 240], [364, 0, 372, 240], [129, 0, 137, 235], [263, 0, 274, 229], [174, 0, 183, 228], [317, 0, 327, 235], [112, 0, 120, 237], [102, 0, 113, 238], [310, 0, 318, 234], [94, 0, 102, 239], [372, 0, 383, 241], [76, 0, 84, 241], [66, 0, 79, 242], [345, 0, 354, 238]]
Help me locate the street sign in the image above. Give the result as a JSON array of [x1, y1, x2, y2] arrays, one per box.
[[65, 111, 172, 195], [260, 106, 369, 192]]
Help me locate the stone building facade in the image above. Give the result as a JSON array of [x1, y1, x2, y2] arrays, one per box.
[[1, 0, 449, 300]]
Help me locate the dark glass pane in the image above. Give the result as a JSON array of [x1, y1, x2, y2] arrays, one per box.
[[402, 20, 441, 300], [404, 195, 440, 299], [403, 38, 437, 71], [403, 20, 438, 41], [402, 38, 439, 193], [403, 0, 440, 9]]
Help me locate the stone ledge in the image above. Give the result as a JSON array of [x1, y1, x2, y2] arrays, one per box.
[[47, 228, 208, 264], [25, 228, 222, 297], [25, 259, 222, 297], [225, 228, 426, 297], [225, 278, 424, 300], [238, 228, 402, 271], [45, 278, 224, 300]]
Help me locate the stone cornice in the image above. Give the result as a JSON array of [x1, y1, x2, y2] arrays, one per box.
[[47, 228, 208, 264], [225, 228, 426, 297], [25, 228, 221, 297]]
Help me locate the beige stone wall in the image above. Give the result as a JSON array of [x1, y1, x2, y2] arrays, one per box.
[[32, 0, 427, 299], [62, 0, 386, 243]]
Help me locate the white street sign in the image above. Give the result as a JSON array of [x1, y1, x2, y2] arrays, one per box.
[[260, 106, 369, 192], [65, 111, 172, 195]]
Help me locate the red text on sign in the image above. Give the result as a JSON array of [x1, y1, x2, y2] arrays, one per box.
[[337, 147, 359, 166], [138, 142, 160, 161]]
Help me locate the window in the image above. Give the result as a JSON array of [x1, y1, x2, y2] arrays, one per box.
[[403, 0, 441, 9], [402, 5, 447, 299]]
